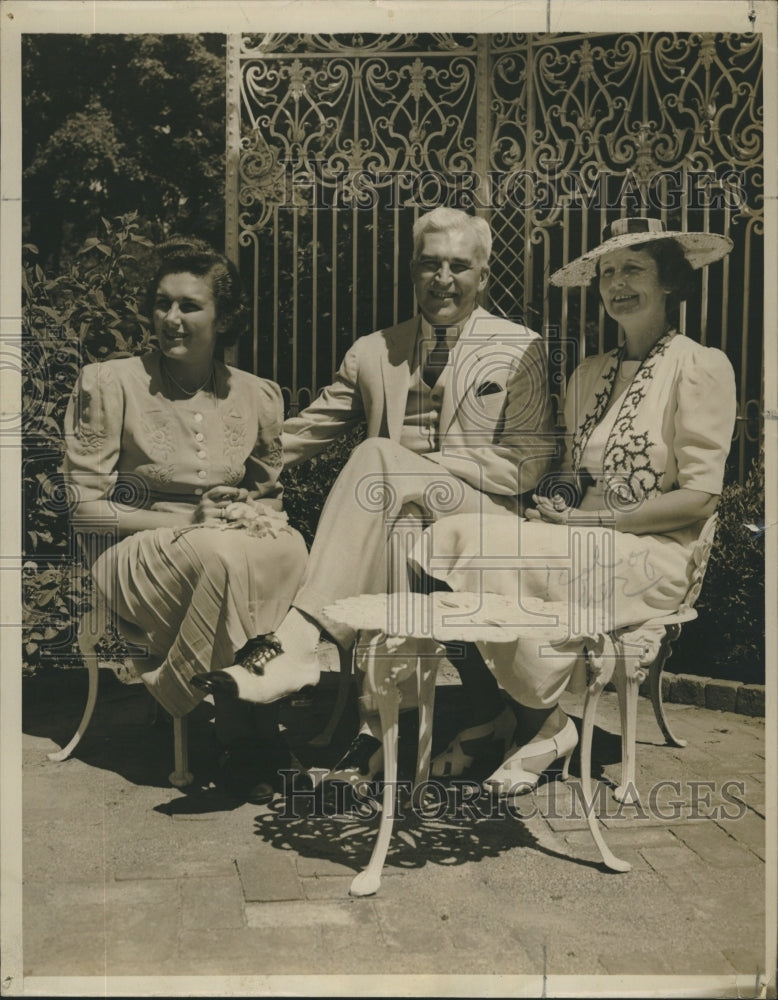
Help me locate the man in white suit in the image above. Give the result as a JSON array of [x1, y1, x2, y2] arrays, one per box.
[[196, 208, 555, 755]]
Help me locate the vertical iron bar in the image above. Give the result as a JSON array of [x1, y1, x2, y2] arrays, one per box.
[[252, 232, 260, 376], [352, 57, 360, 339], [273, 204, 280, 387], [739, 230, 752, 483], [393, 202, 400, 326], [292, 207, 299, 404], [524, 34, 535, 325], [224, 34, 242, 367], [475, 35, 492, 310], [700, 200, 710, 345], [352, 205, 359, 339], [332, 209, 339, 357], [680, 165, 689, 337], [372, 201, 378, 332], [721, 201, 731, 354], [312, 205, 319, 396]]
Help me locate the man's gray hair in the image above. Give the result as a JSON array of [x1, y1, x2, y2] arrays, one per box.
[[412, 207, 492, 264]]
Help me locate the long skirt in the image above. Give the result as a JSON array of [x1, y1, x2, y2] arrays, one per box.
[[412, 513, 695, 709], [91, 524, 308, 717]]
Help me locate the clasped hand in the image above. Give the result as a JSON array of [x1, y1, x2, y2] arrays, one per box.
[[527, 494, 609, 528], [193, 486, 249, 524], [525, 492, 571, 525]]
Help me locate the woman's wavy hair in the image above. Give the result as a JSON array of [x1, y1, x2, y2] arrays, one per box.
[[597, 237, 696, 320], [146, 237, 249, 348]]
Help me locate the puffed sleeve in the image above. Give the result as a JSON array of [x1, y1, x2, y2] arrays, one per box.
[[674, 347, 736, 494], [242, 378, 285, 508], [62, 363, 122, 503]]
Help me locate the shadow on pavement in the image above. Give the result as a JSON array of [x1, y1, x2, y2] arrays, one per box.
[[250, 791, 608, 874]]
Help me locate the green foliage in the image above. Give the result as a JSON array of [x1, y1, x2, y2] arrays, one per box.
[[23, 34, 226, 265], [282, 427, 366, 548], [22, 214, 154, 669], [670, 453, 765, 684]]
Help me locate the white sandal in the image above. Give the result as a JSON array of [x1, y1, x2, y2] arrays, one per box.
[[483, 715, 578, 796], [431, 706, 516, 778]]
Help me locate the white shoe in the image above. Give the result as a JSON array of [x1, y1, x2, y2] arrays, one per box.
[[483, 715, 578, 796]]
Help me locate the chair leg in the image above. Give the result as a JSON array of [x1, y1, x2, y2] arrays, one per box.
[[611, 656, 642, 806], [413, 653, 439, 797], [47, 651, 100, 762], [309, 644, 353, 748], [169, 716, 193, 788], [48, 606, 103, 763], [580, 681, 631, 873], [350, 635, 402, 898], [649, 625, 688, 749]]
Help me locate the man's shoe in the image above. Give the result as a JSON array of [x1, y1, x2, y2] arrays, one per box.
[[323, 733, 383, 794]]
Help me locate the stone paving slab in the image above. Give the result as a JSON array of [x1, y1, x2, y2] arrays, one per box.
[[670, 820, 764, 866], [295, 854, 358, 877], [639, 843, 700, 871], [236, 852, 304, 902], [176, 926, 324, 976], [715, 810, 766, 860], [300, 875, 361, 900], [181, 877, 245, 930], [113, 860, 237, 880]]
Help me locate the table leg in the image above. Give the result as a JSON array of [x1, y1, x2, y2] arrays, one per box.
[[580, 639, 631, 873], [413, 653, 439, 805], [350, 634, 402, 897]]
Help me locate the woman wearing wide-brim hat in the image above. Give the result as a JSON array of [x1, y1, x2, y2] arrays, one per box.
[[410, 217, 737, 795]]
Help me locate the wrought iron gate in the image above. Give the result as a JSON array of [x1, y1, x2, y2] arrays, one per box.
[[226, 32, 763, 481]]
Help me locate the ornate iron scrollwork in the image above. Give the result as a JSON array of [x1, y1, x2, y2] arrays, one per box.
[[231, 31, 762, 476]]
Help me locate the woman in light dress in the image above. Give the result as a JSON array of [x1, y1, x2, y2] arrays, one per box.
[[412, 218, 737, 794], [63, 237, 308, 802]]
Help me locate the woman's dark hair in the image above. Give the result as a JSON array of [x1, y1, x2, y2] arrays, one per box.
[[597, 237, 697, 318], [146, 237, 249, 348]]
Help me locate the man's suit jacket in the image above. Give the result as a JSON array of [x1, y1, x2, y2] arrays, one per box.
[[282, 306, 556, 506]]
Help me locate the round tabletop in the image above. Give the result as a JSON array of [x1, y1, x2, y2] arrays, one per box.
[[322, 591, 570, 644]]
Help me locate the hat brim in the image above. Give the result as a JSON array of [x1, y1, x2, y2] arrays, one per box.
[[549, 231, 734, 287]]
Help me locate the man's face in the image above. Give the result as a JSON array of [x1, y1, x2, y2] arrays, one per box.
[[411, 227, 490, 327]]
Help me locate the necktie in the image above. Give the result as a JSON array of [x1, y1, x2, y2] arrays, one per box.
[[422, 327, 450, 386]]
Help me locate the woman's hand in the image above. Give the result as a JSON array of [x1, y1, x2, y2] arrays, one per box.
[[193, 486, 249, 525], [526, 494, 611, 527], [526, 488, 717, 534], [526, 493, 572, 525]]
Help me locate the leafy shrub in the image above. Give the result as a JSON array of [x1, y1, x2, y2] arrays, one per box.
[[668, 452, 765, 684], [22, 214, 154, 671]]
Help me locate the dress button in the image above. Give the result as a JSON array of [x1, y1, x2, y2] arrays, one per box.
[[194, 412, 203, 423], [197, 470, 207, 480], [195, 432, 204, 442], [194, 488, 203, 496], [197, 450, 207, 459]]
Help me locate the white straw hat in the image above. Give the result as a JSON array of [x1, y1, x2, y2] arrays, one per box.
[[549, 217, 734, 287]]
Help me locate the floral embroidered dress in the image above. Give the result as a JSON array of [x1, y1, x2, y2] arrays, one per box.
[[413, 332, 736, 709], [63, 352, 308, 716]]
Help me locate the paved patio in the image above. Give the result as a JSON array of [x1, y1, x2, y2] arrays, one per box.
[[17, 666, 771, 994]]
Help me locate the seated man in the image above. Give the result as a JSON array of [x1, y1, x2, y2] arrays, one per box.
[[195, 206, 555, 779]]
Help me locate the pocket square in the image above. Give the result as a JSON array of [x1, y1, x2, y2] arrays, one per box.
[[475, 381, 504, 397]]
